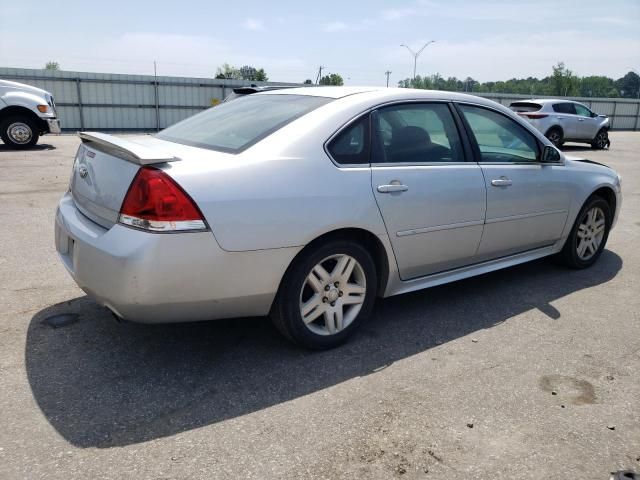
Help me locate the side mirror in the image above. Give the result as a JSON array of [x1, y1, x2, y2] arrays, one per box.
[[541, 145, 561, 163]]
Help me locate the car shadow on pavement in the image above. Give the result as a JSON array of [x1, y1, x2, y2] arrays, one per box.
[[561, 145, 598, 153], [25, 250, 622, 448], [0, 143, 56, 152]]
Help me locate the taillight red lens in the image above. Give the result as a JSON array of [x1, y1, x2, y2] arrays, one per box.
[[118, 167, 206, 232]]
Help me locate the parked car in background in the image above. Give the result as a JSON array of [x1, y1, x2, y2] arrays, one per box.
[[55, 87, 621, 349], [0, 80, 61, 148], [509, 99, 609, 149]]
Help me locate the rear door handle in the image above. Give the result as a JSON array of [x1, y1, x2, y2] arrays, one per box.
[[377, 184, 409, 193], [491, 178, 512, 187]]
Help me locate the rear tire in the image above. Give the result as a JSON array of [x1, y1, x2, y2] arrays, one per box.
[[271, 240, 377, 349], [557, 196, 611, 269], [545, 127, 563, 148], [0, 116, 39, 149], [591, 128, 609, 150]]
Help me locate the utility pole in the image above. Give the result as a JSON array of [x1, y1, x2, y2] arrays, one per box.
[[400, 41, 435, 81], [385, 70, 392, 87], [315, 66, 324, 85]]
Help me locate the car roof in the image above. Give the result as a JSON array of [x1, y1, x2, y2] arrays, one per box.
[[529, 99, 582, 105], [258, 86, 507, 106]]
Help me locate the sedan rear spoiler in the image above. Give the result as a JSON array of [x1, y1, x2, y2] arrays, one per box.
[[78, 132, 180, 165]]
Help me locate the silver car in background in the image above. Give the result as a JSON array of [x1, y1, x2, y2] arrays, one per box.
[[55, 87, 622, 349], [509, 99, 610, 149]]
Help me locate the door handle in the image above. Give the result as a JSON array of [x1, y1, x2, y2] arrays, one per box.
[[491, 178, 512, 187], [377, 184, 409, 193], [578, 118, 585, 122]]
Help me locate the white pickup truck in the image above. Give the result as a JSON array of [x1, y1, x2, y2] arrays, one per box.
[[0, 79, 61, 148]]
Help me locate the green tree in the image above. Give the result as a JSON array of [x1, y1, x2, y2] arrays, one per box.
[[549, 62, 579, 96], [615, 71, 640, 98], [45, 61, 60, 70], [239, 65, 258, 80], [319, 73, 344, 86], [254, 68, 268, 82], [216, 64, 268, 82], [396, 63, 632, 98], [303, 79, 313, 84], [215, 63, 241, 80], [579, 76, 617, 97]]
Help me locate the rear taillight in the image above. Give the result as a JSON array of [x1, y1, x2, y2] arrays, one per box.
[[518, 113, 548, 119], [118, 167, 207, 232]]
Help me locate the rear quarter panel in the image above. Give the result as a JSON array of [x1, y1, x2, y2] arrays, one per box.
[[164, 98, 389, 252]]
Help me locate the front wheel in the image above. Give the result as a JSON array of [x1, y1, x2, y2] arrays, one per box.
[[271, 240, 377, 349], [591, 129, 609, 150], [0, 116, 39, 149], [557, 196, 611, 269]]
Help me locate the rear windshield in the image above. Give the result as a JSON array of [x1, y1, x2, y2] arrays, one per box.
[[157, 94, 332, 153], [509, 102, 542, 113]]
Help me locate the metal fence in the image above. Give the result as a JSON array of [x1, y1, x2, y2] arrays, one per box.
[[0, 67, 296, 131], [2, 67, 639, 131]]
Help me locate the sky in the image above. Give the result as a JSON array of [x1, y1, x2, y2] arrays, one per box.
[[0, 0, 638, 86]]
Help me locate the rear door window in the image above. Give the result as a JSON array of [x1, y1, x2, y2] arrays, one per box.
[[372, 103, 465, 163], [552, 103, 577, 114]]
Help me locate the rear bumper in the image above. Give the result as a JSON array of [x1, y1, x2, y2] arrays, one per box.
[[55, 192, 300, 323]]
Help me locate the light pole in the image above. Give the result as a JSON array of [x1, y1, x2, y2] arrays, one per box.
[[400, 41, 435, 81]]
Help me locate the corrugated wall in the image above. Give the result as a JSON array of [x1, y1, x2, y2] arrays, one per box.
[[2, 67, 639, 131], [0, 67, 296, 131]]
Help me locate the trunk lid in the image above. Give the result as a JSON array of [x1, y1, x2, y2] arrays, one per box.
[[70, 133, 181, 228]]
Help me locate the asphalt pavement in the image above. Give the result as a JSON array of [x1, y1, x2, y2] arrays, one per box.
[[0, 133, 638, 479]]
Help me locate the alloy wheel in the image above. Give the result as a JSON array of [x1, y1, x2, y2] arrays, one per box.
[[576, 206, 606, 261], [299, 254, 367, 336], [595, 131, 608, 149]]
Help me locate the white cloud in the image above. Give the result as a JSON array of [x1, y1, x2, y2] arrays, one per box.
[[323, 21, 348, 32], [381, 8, 415, 21], [243, 18, 264, 31]]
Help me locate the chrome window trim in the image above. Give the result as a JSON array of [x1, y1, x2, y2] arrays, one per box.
[[371, 161, 473, 167]]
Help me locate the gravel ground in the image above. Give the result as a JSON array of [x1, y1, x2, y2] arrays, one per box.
[[0, 133, 638, 480]]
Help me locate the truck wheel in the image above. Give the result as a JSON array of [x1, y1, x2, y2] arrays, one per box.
[[0, 116, 39, 149], [591, 129, 609, 150]]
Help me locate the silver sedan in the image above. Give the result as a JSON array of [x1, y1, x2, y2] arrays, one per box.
[[55, 87, 622, 349]]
